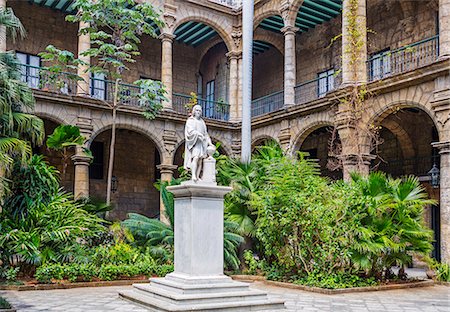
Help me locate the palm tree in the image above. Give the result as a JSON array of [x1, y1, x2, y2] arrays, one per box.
[[0, 8, 44, 208]]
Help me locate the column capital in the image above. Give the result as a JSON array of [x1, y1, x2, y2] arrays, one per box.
[[280, 26, 299, 36], [157, 164, 178, 175], [226, 50, 242, 60], [159, 33, 176, 43], [71, 154, 92, 166], [432, 141, 450, 154]]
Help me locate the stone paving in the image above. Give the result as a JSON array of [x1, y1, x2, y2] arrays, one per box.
[[1, 283, 449, 312]]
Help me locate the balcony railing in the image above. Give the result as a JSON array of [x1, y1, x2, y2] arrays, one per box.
[[251, 90, 284, 117], [90, 77, 143, 107], [173, 93, 230, 121], [368, 35, 439, 82], [294, 71, 341, 106], [374, 155, 439, 178], [20, 64, 78, 96]]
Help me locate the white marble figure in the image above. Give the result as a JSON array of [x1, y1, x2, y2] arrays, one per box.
[[183, 105, 215, 182]]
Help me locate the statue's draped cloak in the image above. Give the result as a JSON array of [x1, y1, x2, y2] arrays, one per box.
[[184, 116, 210, 170]]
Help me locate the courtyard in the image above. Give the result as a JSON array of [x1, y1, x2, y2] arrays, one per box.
[[1, 283, 449, 312]]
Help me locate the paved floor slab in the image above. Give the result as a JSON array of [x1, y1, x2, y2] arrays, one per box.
[[0, 283, 448, 311]]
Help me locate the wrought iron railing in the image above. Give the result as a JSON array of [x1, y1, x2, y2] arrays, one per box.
[[172, 93, 230, 121], [251, 90, 284, 117], [294, 70, 341, 105], [20, 64, 78, 96], [20, 64, 157, 108], [367, 35, 439, 81]]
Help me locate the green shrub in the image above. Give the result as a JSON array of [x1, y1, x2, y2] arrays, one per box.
[[294, 271, 377, 289], [0, 297, 11, 309]]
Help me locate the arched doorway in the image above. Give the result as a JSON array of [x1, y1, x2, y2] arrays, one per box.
[[89, 128, 161, 220], [374, 107, 440, 260], [296, 126, 343, 180]]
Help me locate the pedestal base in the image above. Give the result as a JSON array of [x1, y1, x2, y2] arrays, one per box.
[[119, 275, 285, 311]]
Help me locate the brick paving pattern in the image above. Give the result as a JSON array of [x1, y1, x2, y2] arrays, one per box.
[[1, 283, 449, 311]]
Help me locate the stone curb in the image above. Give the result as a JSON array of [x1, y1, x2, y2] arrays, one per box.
[[0, 308, 16, 312], [0, 279, 148, 291], [436, 281, 450, 286], [231, 275, 435, 295]]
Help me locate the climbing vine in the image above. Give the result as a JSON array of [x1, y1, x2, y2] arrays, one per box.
[[327, 0, 381, 175]]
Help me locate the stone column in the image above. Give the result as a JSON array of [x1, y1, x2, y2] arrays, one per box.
[[160, 33, 175, 110], [157, 163, 177, 224], [440, 0, 450, 59], [281, 26, 298, 107], [342, 0, 367, 85], [0, 0, 6, 53], [77, 20, 91, 96], [236, 54, 243, 120], [71, 147, 92, 199], [227, 51, 240, 122], [433, 141, 450, 263]]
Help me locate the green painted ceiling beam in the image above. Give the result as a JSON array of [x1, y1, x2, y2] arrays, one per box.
[[299, 5, 333, 20], [191, 29, 217, 46], [303, 0, 340, 16], [295, 17, 316, 28], [183, 25, 211, 44], [174, 21, 194, 36], [186, 26, 215, 45], [297, 12, 324, 24], [263, 17, 284, 28], [176, 23, 205, 41], [321, 0, 342, 11], [260, 23, 283, 32]]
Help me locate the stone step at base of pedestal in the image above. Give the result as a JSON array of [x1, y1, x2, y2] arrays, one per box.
[[150, 277, 251, 295], [132, 283, 268, 305], [119, 280, 286, 311]]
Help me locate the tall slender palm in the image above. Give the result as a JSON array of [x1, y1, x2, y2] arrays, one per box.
[[0, 8, 44, 203]]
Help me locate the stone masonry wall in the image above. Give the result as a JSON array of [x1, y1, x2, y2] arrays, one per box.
[[253, 46, 284, 99]]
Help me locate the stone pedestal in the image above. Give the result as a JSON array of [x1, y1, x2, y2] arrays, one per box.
[[119, 180, 285, 311]]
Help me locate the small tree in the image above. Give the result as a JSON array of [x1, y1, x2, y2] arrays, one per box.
[[41, 0, 166, 205]]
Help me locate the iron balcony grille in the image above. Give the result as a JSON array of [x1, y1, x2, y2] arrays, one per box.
[[251, 91, 284, 117], [172, 93, 230, 121]]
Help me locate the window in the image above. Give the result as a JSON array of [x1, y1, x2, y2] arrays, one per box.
[[205, 80, 215, 118], [317, 69, 335, 97], [16, 52, 40, 89], [90, 73, 107, 100], [89, 141, 104, 180], [369, 49, 391, 80]]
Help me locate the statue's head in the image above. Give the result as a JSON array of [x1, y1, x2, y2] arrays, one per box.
[[192, 105, 202, 119]]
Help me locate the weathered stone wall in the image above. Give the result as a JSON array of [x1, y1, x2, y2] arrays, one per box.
[[252, 46, 284, 99], [199, 42, 229, 101], [7, 1, 78, 55]]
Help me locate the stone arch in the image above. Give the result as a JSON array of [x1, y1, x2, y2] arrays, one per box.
[[34, 112, 67, 126], [171, 137, 231, 164], [33, 103, 74, 126], [253, 0, 284, 29], [291, 120, 335, 154], [89, 123, 166, 163], [251, 134, 279, 150], [172, 16, 234, 51], [254, 28, 284, 55], [365, 100, 441, 146], [381, 119, 416, 160]]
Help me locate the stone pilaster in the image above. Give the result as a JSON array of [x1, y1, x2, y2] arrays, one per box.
[[157, 164, 178, 224], [160, 33, 175, 110], [338, 153, 374, 181], [278, 119, 291, 152], [71, 151, 92, 199], [77, 20, 91, 96], [227, 51, 241, 122], [281, 26, 298, 107], [432, 141, 450, 263], [342, 0, 368, 85], [440, 0, 450, 59], [0, 0, 6, 53]]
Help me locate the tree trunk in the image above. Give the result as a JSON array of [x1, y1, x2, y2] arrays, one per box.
[[106, 78, 120, 207]]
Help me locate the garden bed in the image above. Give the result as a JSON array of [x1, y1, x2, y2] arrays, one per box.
[[231, 275, 435, 295], [0, 278, 149, 291]]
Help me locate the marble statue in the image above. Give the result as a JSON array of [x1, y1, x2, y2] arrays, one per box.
[[184, 104, 216, 182]]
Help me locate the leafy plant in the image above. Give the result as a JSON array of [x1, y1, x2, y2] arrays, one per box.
[[46, 125, 87, 179], [0, 297, 11, 309]]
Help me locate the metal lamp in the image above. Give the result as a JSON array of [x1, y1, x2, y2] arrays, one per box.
[[111, 175, 118, 193], [428, 163, 440, 189]]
